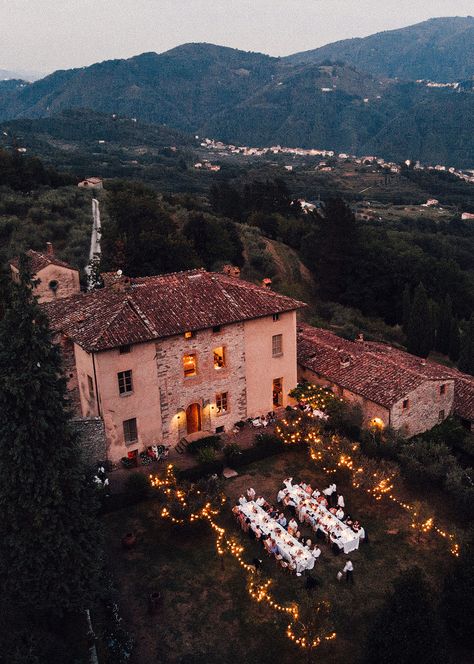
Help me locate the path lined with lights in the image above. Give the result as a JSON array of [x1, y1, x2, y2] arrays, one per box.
[[149, 464, 336, 651]]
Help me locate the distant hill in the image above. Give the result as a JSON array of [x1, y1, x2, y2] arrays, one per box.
[[1, 23, 473, 167], [286, 17, 474, 81]]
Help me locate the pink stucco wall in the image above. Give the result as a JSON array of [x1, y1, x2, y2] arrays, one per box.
[[244, 311, 298, 417], [11, 263, 80, 303]]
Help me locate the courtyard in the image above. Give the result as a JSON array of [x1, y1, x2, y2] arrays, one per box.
[[100, 441, 467, 664]]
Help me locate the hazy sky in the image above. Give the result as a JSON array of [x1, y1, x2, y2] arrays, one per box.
[[1, 0, 473, 74]]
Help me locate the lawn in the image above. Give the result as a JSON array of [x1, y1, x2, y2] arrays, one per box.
[[101, 447, 464, 664]]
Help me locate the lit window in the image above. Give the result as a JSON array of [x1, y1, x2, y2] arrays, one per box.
[[183, 354, 197, 377], [273, 378, 283, 406], [119, 345, 131, 354], [440, 384, 446, 395], [213, 346, 225, 369], [216, 392, 228, 414], [370, 417, 384, 430], [273, 313, 280, 322], [123, 418, 138, 444], [184, 330, 195, 339], [118, 370, 133, 395], [87, 375, 94, 399], [272, 334, 283, 357], [402, 399, 409, 410]]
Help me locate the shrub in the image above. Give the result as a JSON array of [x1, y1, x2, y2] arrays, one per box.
[[234, 420, 246, 429], [360, 427, 403, 460], [399, 439, 457, 487], [186, 435, 222, 455], [197, 446, 216, 464], [325, 400, 363, 439], [223, 443, 242, 463], [254, 432, 283, 450], [445, 466, 474, 518], [123, 472, 150, 503]]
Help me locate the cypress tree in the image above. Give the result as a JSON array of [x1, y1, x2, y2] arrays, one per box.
[[406, 283, 433, 357], [449, 317, 461, 363], [364, 567, 447, 664], [401, 283, 411, 332], [459, 314, 474, 375], [436, 294, 453, 355], [0, 261, 103, 635]]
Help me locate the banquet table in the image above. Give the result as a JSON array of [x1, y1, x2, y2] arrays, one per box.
[[239, 501, 315, 574], [284, 483, 360, 554]]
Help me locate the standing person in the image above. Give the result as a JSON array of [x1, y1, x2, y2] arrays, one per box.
[[343, 560, 354, 584], [247, 487, 256, 501], [330, 483, 338, 507], [337, 494, 345, 509]]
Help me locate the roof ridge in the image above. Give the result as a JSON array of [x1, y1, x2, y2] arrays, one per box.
[[89, 298, 146, 349], [126, 295, 160, 337]]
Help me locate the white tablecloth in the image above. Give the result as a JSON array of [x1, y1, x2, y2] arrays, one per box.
[[285, 484, 360, 554], [239, 501, 315, 573]]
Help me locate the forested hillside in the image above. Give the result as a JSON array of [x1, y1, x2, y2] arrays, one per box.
[[0, 33, 473, 167], [287, 17, 474, 81]]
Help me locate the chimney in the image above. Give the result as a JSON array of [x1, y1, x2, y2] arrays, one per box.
[[356, 333, 364, 343], [222, 264, 241, 278], [262, 277, 272, 289], [46, 242, 54, 256]]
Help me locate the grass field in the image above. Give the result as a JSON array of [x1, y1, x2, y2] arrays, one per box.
[[102, 447, 466, 664]]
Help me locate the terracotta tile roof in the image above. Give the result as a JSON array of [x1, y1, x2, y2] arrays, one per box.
[[9, 249, 76, 274], [298, 324, 474, 421], [43, 269, 306, 352]]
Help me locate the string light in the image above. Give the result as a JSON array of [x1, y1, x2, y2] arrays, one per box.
[[149, 464, 335, 651]]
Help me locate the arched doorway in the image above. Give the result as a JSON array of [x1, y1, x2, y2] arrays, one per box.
[[186, 403, 202, 435]]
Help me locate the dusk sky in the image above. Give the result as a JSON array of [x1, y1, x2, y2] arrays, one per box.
[[1, 0, 473, 74]]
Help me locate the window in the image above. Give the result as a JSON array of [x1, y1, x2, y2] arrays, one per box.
[[123, 418, 138, 444], [87, 375, 94, 399], [272, 334, 283, 357], [272, 313, 280, 322], [213, 346, 225, 369], [212, 325, 222, 333], [440, 384, 446, 395], [184, 330, 195, 339], [439, 410, 445, 421], [402, 399, 409, 410], [119, 345, 131, 354], [48, 279, 58, 292], [118, 370, 133, 395], [216, 392, 228, 414], [215, 425, 225, 434], [183, 353, 197, 377]]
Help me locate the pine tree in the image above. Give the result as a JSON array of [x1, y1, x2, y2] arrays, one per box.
[[436, 294, 453, 355], [449, 317, 461, 363], [0, 260, 103, 623], [459, 314, 474, 375], [406, 283, 433, 357], [364, 567, 448, 664]]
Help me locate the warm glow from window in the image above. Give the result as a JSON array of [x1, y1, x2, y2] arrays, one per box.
[[184, 331, 194, 339], [216, 392, 228, 414], [183, 354, 197, 377], [213, 346, 225, 369]]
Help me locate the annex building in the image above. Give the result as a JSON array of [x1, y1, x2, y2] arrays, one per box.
[[297, 324, 474, 436]]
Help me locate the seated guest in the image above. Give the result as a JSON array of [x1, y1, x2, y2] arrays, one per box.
[[282, 493, 292, 507], [277, 513, 287, 527], [238, 494, 247, 505], [277, 488, 287, 503], [255, 496, 265, 507], [247, 487, 256, 501], [306, 539, 312, 548], [312, 545, 321, 559], [242, 517, 250, 533], [269, 539, 278, 555], [312, 488, 321, 499], [269, 507, 278, 519], [254, 526, 262, 540], [357, 526, 365, 540], [320, 497, 328, 508], [336, 508, 344, 520], [305, 484, 313, 495]]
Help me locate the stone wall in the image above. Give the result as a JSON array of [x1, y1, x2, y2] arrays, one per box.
[[70, 417, 107, 468], [391, 379, 455, 437], [156, 323, 247, 444]]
